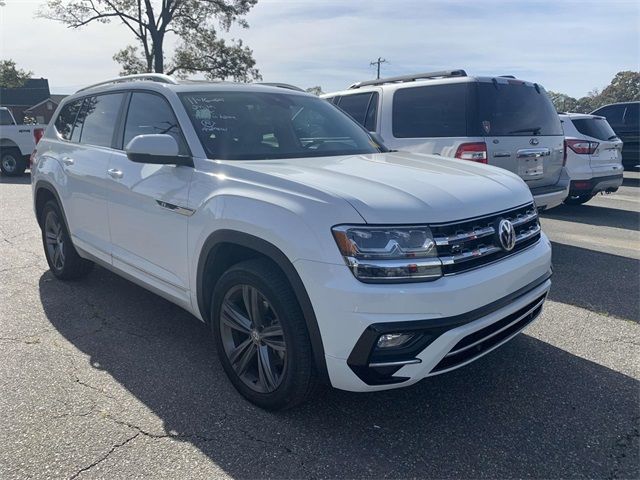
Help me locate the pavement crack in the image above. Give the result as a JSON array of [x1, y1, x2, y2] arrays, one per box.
[[68, 433, 139, 479]]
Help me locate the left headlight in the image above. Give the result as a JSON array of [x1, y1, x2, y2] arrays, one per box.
[[331, 225, 442, 283]]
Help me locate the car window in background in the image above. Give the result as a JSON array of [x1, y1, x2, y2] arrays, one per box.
[[337, 93, 373, 126], [393, 84, 468, 138], [179, 91, 382, 160], [123, 92, 188, 153], [0, 109, 14, 125], [592, 104, 625, 127], [76, 94, 125, 148], [477, 83, 562, 136], [572, 117, 617, 141], [364, 92, 379, 131], [54, 100, 83, 140], [623, 103, 639, 127]]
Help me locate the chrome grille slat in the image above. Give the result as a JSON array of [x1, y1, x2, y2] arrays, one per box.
[[434, 226, 495, 246]]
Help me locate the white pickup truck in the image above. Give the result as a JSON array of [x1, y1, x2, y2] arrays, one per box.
[[0, 107, 45, 176]]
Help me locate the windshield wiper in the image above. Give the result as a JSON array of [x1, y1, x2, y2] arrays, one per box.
[[508, 126, 542, 135]]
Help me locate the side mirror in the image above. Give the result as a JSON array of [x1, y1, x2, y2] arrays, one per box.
[[125, 134, 192, 166]]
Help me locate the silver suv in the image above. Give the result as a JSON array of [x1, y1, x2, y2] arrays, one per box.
[[323, 70, 570, 210]]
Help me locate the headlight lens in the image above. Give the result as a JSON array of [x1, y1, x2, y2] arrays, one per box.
[[332, 225, 442, 282]]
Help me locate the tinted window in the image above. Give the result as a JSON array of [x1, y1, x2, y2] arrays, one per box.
[[592, 104, 625, 126], [54, 100, 83, 140], [337, 93, 372, 125], [123, 92, 187, 153], [572, 118, 617, 141], [477, 83, 562, 136], [623, 103, 639, 126], [76, 94, 125, 148], [0, 109, 14, 125], [393, 84, 468, 138], [179, 91, 383, 160], [364, 92, 379, 131]]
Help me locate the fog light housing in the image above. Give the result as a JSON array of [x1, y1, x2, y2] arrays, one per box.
[[377, 333, 414, 349]]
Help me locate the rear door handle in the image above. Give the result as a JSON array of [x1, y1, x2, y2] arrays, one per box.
[[107, 168, 123, 179], [61, 157, 74, 166]]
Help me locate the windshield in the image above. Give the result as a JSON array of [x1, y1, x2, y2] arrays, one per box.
[[179, 91, 384, 160], [477, 83, 563, 136], [0, 109, 15, 125]]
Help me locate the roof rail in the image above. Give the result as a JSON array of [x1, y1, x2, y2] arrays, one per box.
[[348, 69, 467, 89], [76, 73, 179, 93], [256, 82, 305, 92], [499, 75, 516, 79]]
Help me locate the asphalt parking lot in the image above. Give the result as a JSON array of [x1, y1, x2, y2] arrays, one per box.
[[1, 172, 638, 479]]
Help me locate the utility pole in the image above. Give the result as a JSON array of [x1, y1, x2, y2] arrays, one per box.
[[370, 57, 387, 79]]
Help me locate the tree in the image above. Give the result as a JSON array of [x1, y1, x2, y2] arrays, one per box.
[[39, 0, 261, 81], [0, 59, 32, 88], [305, 86, 324, 96]]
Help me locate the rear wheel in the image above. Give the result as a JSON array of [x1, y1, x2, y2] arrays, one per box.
[[564, 194, 594, 205], [211, 259, 317, 410], [0, 148, 26, 176], [41, 201, 94, 280]]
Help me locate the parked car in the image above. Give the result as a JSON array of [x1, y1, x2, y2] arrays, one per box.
[[32, 74, 552, 410], [322, 70, 570, 211], [0, 106, 45, 176], [559, 113, 624, 205], [590, 101, 639, 169]]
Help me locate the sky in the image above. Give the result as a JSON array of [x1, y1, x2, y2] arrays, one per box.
[[1, 0, 638, 96]]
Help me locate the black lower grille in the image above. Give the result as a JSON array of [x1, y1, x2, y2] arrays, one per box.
[[431, 294, 546, 372]]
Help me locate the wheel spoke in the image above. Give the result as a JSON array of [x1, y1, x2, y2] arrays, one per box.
[[257, 345, 277, 391], [242, 285, 263, 327], [235, 342, 256, 376], [52, 247, 61, 269], [222, 301, 252, 333], [228, 337, 252, 365], [261, 325, 285, 352], [58, 242, 65, 264]]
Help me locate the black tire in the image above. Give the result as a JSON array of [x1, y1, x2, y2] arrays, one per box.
[[40, 200, 94, 280], [211, 258, 317, 410], [564, 194, 594, 205], [0, 148, 27, 176]]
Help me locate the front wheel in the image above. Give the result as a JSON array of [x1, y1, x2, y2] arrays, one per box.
[[211, 259, 317, 410], [0, 148, 26, 176], [564, 194, 594, 205]]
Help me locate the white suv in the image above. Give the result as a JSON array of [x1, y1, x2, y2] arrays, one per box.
[[559, 113, 624, 205], [323, 70, 570, 211], [32, 74, 552, 410]]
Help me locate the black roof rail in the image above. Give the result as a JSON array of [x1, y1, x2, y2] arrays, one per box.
[[348, 69, 467, 89], [499, 75, 516, 79], [256, 82, 305, 92]]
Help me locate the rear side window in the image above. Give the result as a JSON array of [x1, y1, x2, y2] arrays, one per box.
[[75, 93, 125, 148], [572, 118, 617, 141], [54, 100, 83, 140], [392, 84, 468, 138], [337, 93, 372, 125], [623, 103, 639, 126], [0, 109, 14, 125], [592, 105, 625, 126], [477, 83, 562, 136], [122, 92, 187, 154]]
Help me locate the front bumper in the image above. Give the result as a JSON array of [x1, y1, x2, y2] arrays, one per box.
[[295, 233, 552, 392], [569, 173, 624, 196]]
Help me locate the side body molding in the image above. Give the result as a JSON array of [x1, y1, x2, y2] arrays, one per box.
[[196, 229, 329, 383]]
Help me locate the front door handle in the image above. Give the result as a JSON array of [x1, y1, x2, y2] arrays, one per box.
[[107, 168, 123, 179], [61, 157, 74, 166]]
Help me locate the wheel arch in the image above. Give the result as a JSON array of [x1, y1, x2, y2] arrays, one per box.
[[34, 181, 69, 230], [196, 229, 329, 383]]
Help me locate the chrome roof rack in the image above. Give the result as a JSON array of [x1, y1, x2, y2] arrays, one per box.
[[76, 73, 179, 93], [256, 82, 305, 92], [348, 69, 467, 89]]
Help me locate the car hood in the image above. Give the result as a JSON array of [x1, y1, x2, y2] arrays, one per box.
[[227, 152, 533, 224]]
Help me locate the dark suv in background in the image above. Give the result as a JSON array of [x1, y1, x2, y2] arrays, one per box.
[[591, 101, 639, 169]]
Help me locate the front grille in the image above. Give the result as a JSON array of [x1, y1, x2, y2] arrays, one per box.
[[431, 203, 541, 275], [431, 293, 546, 373]]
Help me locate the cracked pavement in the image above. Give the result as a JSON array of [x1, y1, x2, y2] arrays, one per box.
[[0, 172, 638, 479]]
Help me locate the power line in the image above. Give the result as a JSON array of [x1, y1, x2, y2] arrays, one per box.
[[370, 57, 387, 80]]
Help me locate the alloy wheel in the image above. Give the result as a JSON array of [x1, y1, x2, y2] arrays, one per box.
[[1, 154, 17, 173], [219, 284, 286, 393], [44, 212, 65, 271]]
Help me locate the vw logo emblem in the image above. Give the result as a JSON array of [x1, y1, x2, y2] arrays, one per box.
[[529, 138, 539, 145], [497, 219, 516, 252]]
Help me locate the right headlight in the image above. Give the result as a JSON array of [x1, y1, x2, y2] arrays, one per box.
[[331, 225, 442, 283]]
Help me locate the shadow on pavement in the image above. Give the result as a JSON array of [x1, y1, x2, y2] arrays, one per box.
[[0, 173, 31, 185], [39, 267, 639, 479], [550, 241, 640, 322], [622, 175, 639, 187], [542, 203, 640, 231]]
